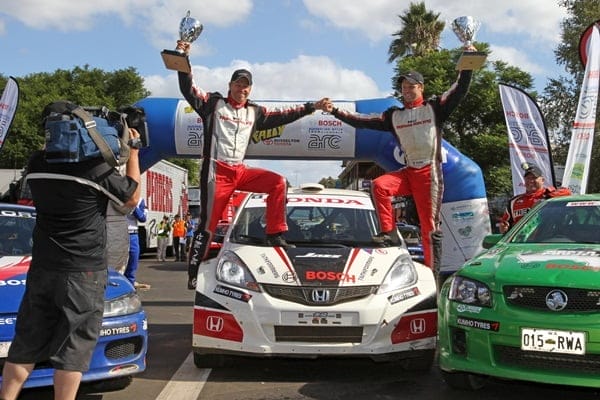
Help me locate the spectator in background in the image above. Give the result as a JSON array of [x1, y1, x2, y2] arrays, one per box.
[[156, 215, 170, 262], [171, 214, 186, 262], [125, 199, 150, 290], [499, 164, 571, 233], [184, 213, 196, 255]]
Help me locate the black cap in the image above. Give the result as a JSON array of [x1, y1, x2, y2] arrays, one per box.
[[398, 71, 424, 85], [230, 69, 253, 85], [523, 164, 543, 178]]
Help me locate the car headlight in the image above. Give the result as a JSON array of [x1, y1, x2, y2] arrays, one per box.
[[448, 276, 492, 307], [377, 254, 417, 294], [216, 251, 261, 292], [104, 292, 142, 317]]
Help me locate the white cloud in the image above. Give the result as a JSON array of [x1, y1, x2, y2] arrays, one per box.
[[489, 45, 546, 75], [303, 0, 565, 46], [144, 55, 386, 100]]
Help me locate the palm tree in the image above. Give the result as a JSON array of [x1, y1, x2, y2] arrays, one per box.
[[387, 2, 445, 63]]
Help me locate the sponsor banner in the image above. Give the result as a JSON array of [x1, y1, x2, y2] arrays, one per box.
[[173, 100, 356, 157], [0, 77, 19, 152], [440, 198, 492, 272], [563, 22, 600, 194], [499, 83, 554, 195]]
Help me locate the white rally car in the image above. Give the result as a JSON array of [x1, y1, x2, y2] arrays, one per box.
[[192, 184, 437, 369]]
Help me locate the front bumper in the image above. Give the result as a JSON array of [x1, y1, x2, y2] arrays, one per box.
[[0, 311, 148, 389], [438, 290, 600, 388], [193, 268, 437, 360]]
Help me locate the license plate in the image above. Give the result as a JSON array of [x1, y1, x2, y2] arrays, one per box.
[[281, 311, 359, 326], [0, 341, 11, 358], [521, 328, 586, 355]]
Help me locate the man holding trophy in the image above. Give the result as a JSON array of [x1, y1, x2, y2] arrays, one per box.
[[322, 16, 483, 284], [164, 12, 330, 290]]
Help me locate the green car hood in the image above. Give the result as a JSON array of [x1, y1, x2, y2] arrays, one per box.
[[459, 243, 600, 290]]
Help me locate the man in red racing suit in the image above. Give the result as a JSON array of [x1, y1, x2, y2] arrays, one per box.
[[499, 164, 571, 233], [176, 41, 329, 290], [324, 66, 473, 273]]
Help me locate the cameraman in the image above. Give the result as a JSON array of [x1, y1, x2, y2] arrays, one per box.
[[0, 101, 141, 400]]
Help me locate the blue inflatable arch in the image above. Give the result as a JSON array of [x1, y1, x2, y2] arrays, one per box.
[[135, 97, 491, 272]]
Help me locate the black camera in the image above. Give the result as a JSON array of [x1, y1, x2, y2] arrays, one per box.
[[83, 105, 150, 149], [118, 106, 150, 148]]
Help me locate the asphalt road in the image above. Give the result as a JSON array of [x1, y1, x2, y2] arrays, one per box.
[[14, 255, 600, 400]]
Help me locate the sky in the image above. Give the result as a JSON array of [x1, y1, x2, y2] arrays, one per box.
[[0, 0, 569, 185]]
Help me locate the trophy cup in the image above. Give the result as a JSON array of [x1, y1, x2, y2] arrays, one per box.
[[161, 11, 203, 73], [451, 16, 487, 70]]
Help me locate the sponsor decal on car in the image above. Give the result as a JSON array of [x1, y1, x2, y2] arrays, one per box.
[[99, 322, 138, 337], [305, 271, 356, 283], [388, 287, 420, 304], [456, 304, 483, 314], [456, 317, 500, 331], [213, 284, 252, 302]]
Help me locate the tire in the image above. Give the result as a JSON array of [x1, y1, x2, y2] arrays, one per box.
[[441, 370, 487, 390], [193, 352, 228, 368]]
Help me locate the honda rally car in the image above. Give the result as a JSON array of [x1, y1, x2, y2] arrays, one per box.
[[192, 184, 437, 369], [0, 203, 147, 390]]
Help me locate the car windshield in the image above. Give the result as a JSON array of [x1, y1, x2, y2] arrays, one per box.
[[509, 199, 600, 244], [230, 192, 381, 247], [0, 209, 36, 256]]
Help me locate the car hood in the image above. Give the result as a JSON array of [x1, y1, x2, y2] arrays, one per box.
[[231, 245, 406, 286], [460, 243, 600, 289]]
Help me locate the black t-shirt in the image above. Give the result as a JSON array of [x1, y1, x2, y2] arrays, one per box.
[[27, 151, 138, 272]]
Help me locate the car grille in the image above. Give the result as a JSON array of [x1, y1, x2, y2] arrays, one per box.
[[274, 326, 363, 343], [262, 284, 378, 306], [495, 345, 600, 375], [503, 285, 600, 312], [105, 337, 144, 360]]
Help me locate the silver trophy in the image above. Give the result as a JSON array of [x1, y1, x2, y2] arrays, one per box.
[[451, 16, 487, 70], [161, 11, 203, 73]]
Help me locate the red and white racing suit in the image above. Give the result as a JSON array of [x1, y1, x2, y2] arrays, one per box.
[[179, 71, 317, 280], [500, 186, 572, 228], [331, 70, 472, 270]]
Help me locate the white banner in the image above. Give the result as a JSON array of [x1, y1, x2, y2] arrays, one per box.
[[0, 77, 19, 151], [499, 84, 554, 195], [562, 23, 600, 194]]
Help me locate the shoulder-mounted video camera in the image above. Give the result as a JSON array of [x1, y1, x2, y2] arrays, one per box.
[[83, 105, 150, 148]]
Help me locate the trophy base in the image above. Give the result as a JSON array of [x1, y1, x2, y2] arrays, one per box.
[[456, 51, 487, 70], [161, 50, 192, 73]]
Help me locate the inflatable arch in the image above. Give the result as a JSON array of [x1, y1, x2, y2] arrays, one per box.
[[135, 97, 491, 273]]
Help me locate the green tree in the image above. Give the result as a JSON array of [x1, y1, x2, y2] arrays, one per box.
[[387, 2, 445, 63]]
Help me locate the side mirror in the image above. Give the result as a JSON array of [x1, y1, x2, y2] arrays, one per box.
[[482, 234, 503, 249]]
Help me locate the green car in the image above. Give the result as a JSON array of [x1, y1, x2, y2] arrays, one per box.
[[438, 194, 600, 390]]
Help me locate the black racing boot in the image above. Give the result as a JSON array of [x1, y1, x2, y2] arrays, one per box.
[[372, 230, 401, 246], [187, 230, 211, 290], [265, 233, 294, 248]]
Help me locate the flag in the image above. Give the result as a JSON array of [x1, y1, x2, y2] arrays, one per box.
[[499, 83, 554, 195], [563, 22, 600, 194], [0, 76, 19, 151]]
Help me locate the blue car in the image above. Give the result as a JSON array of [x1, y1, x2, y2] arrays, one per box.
[[0, 203, 147, 390], [397, 223, 424, 263]]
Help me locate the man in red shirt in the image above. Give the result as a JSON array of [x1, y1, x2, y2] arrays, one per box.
[[499, 164, 571, 233]]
